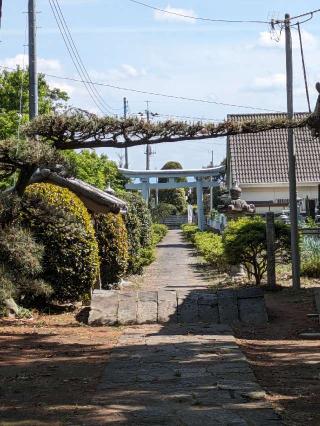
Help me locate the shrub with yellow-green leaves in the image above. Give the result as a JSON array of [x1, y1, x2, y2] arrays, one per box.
[[22, 183, 99, 302], [95, 212, 129, 287]]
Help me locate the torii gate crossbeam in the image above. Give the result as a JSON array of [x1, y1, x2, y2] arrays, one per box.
[[120, 166, 225, 230]]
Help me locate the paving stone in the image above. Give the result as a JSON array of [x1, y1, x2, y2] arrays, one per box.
[[118, 292, 137, 325], [88, 290, 119, 325], [217, 289, 239, 324], [177, 291, 199, 323], [238, 297, 268, 324], [198, 292, 220, 323], [137, 291, 158, 324], [157, 290, 177, 323]]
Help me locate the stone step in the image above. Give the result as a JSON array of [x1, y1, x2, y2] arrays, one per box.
[[88, 287, 268, 326]]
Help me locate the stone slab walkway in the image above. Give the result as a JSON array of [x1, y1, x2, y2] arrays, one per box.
[[131, 229, 209, 291], [91, 324, 281, 425], [90, 230, 280, 424]]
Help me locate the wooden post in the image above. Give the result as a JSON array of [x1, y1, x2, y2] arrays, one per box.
[[266, 212, 276, 288]]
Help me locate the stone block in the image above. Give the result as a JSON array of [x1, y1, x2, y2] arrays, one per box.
[[314, 288, 320, 314], [237, 287, 264, 299], [118, 292, 137, 325], [88, 290, 119, 325], [198, 293, 219, 323], [238, 297, 268, 324], [158, 290, 177, 323], [217, 289, 239, 324], [137, 291, 158, 324], [177, 291, 199, 323]]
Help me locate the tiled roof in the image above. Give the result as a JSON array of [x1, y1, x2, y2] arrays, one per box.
[[228, 113, 320, 185]]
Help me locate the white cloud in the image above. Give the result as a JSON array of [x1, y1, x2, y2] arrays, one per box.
[[154, 5, 196, 23], [47, 80, 76, 95], [90, 64, 147, 81], [258, 30, 317, 50], [251, 73, 286, 92], [0, 54, 62, 73]]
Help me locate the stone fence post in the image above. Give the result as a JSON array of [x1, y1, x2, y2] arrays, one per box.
[[266, 212, 276, 288]]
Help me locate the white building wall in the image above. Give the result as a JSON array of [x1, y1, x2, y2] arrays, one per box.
[[241, 184, 319, 214]]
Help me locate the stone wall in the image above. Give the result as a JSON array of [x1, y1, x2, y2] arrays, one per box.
[[88, 287, 268, 326]]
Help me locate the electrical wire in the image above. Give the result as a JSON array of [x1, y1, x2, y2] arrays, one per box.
[[0, 65, 282, 113], [49, 0, 113, 115], [297, 22, 311, 113], [52, 0, 116, 114], [127, 0, 270, 24]]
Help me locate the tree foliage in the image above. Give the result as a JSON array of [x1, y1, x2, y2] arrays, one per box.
[[0, 68, 69, 140], [223, 216, 291, 285], [158, 161, 187, 214], [23, 111, 310, 150], [63, 149, 126, 191]]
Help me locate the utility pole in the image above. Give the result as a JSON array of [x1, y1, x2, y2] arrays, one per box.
[[28, 0, 38, 119], [123, 97, 129, 169], [146, 101, 151, 170], [285, 13, 300, 289]]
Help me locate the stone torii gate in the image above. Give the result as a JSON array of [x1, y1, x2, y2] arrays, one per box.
[[119, 166, 225, 231]]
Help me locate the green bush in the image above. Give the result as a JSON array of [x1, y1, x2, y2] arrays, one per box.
[[301, 237, 320, 277], [151, 203, 177, 223], [194, 231, 225, 270], [152, 223, 168, 245], [0, 225, 52, 314], [118, 191, 153, 274], [95, 212, 129, 287], [181, 224, 199, 242], [22, 183, 99, 302], [223, 216, 290, 285]]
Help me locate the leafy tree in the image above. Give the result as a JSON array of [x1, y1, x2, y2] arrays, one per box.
[[223, 216, 291, 285], [158, 161, 187, 214], [0, 68, 69, 140], [64, 149, 127, 191]]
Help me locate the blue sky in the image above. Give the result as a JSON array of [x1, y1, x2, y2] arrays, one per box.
[[1, 0, 320, 170]]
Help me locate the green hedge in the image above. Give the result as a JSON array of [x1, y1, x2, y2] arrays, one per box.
[[152, 223, 168, 245], [194, 231, 225, 270], [22, 183, 99, 302], [181, 224, 199, 242], [118, 191, 153, 274], [95, 212, 129, 287]]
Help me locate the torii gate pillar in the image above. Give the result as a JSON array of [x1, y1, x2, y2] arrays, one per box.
[[196, 177, 205, 231]]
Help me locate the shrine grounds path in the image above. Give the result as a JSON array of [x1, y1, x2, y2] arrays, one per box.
[[88, 230, 283, 425]]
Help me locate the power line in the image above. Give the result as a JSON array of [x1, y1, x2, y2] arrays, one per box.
[[52, 0, 116, 114], [290, 8, 320, 21], [0, 65, 282, 113], [297, 22, 311, 113], [49, 0, 113, 115], [127, 0, 270, 24], [41, 72, 282, 113]]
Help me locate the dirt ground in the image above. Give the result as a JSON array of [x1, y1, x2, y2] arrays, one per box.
[[235, 287, 320, 426], [0, 312, 121, 426]]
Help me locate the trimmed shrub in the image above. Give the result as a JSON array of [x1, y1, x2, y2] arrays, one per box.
[[22, 183, 99, 302], [181, 224, 199, 242], [194, 231, 225, 270], [152, 223, 168, 245], [223, 216, 290, 285], [0, 225, 52, 314], [118, 191, 153, 274], [95, 212, 129, 287], [301, 237, 320, 277]]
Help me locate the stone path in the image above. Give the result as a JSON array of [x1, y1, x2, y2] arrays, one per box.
[[91, 324, 281, 425], [131, 229, 209, 291], [91, 230, 281, 424]]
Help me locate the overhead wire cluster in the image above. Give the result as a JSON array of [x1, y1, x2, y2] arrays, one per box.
[[48, 0, 115, 115]]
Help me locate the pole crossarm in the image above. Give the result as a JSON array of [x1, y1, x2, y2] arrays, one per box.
[[23, 111, 312, 150]]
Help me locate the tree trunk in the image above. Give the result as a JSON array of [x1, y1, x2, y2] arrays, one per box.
[[14, 166, 36, 197]]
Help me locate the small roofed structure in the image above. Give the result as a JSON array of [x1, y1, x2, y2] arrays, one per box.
[[31, 169, 127, 215]]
